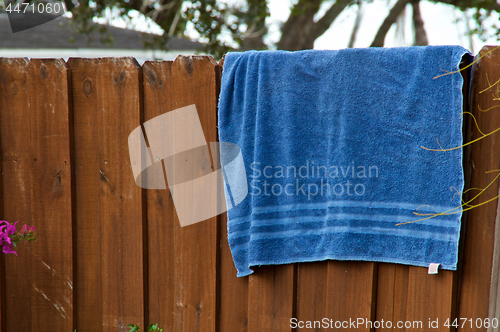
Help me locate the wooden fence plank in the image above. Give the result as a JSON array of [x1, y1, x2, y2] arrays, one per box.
[[68, 58, 145, 331], [142, 60, 176, 332], [296, 262, 377, 331], [171, 56, 218, 332], [295, 262, 328, 331], [0, 58, 31, 332], [458, 46, 500, 331], [217, 58, 249, 332], [143, 56, 218, 332], [0, 58, 32, 332], [406, 268, 454, 332], [248, 265, 296, 332], [375, 264, 409, 332], [68, 58, 103, 332], [25, 59, 75, 332], [219, 211, 249, 332], [172, 56, 218, 332], [325, 261, 377, 331]]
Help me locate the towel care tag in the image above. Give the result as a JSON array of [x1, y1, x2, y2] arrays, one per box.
[[428, 263, 440, 274]]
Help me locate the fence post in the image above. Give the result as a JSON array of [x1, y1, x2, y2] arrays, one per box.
[[458, 46, 500, 331]]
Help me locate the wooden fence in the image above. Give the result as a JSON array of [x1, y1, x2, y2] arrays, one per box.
[[0, 46, 499, 332]]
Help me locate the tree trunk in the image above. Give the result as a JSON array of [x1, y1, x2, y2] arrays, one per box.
[[278, 0, 353, 50], [277, 0, 323, 50], [412, 0, 428, 45], [241, 22, 268, 50], [370, 0, 412, 47], [348, 3, 364, 48]]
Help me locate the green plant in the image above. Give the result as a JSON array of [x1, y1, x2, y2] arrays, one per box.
[[128, 323, 164, 332]]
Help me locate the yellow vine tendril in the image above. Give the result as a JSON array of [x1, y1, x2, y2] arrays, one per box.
[[421, 125, 500, 152], [396, 170, 500, 226], [433, 46, 500, 80], [397, 47, 500, 226], [478, 104, 500, 113], [462, 111, 485, 135]]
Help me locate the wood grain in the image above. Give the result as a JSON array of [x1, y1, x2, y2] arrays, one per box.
[[248, 264, 296, 332], [171, 56, 218, 332], [325, 261, 377, 331], [218, 211, 249, 332], [26, 59, 75, 332], [375, 263, 409, 332], [406, 268, 454, 332], [142, 60, 176, 332], [68, 58, 103, 332], [295, 261, 328, 331], [143, 56, 219, 332], [458, 46, 500, 331], [0, 58, 32, 331], [68, 58, 145, 332], [0, 58, 32, 332]]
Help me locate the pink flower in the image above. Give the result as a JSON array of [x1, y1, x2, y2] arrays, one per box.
[[20, 224, 36, 235], [0, 220, 35, 255], [0, 220, 18, 237], [0, 230, 10, 245], [5, 221, 17, 236], [2, 243, 17, 256], [0, 223, 11, 244]]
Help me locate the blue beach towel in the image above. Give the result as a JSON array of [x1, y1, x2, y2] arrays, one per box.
[[218, 46, 471, 277]]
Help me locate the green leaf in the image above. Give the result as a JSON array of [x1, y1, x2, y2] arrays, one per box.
[[127, 324, 140, 332]]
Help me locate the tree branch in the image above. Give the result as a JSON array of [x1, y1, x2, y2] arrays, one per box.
[[240, 0, 269, 50], [277, 0, 322, 50], [348, 3, 363, 48], [309, 0, 354, 40], [412, 0, 428, 45], [370, 0, 412, 47]]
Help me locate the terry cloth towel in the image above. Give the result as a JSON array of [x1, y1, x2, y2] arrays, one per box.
[[218, 46, 471, 277]]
